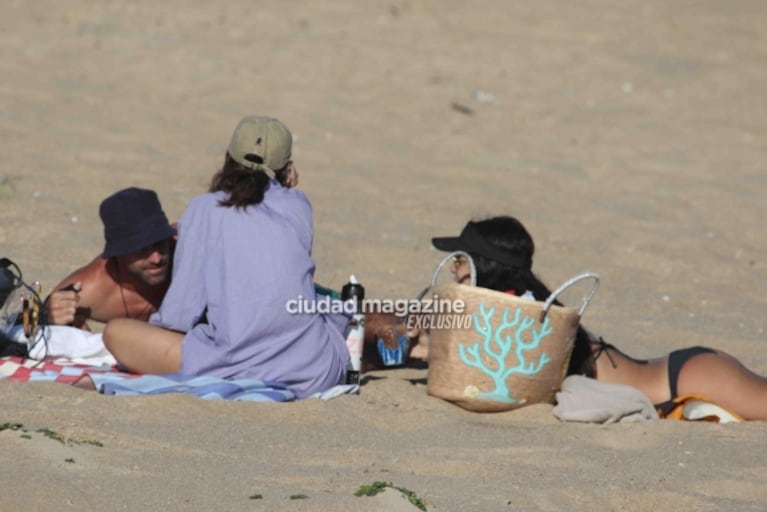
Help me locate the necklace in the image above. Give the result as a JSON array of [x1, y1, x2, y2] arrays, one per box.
[[115, 264, 153, 320]]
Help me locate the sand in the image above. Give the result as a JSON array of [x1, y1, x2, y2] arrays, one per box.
[[1, 1, 766, 510]]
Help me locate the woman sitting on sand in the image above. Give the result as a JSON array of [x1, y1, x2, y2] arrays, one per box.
[[428, 215, 767, 420], [103, 116, 350, 399]]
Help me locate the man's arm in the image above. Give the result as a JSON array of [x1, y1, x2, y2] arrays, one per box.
[[45, 257, 103, 330]]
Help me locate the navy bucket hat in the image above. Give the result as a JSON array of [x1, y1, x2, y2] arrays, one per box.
[[99, 187, 176, 259]]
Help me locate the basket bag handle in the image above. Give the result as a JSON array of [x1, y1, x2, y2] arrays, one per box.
[[421, 251, 599, 320], [540, 272, 600, 320]]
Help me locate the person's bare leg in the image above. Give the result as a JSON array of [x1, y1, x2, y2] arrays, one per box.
[[676, 350, 767, 421], [103, 318, 182, 374]]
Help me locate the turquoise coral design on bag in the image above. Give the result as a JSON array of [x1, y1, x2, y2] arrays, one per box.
[[458, 301, 553, 404]]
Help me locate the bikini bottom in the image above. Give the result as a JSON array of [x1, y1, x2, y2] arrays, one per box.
[[655, 346, 716, 416]]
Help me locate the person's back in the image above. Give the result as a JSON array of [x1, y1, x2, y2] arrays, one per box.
[[155, 185, 348, 397]]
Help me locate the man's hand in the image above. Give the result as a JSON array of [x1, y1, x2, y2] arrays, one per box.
[[45, 282, 82, 326]]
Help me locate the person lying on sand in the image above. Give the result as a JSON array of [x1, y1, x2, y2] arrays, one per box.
[[44, 187, 176, 330], [427, 215, 767, 420]]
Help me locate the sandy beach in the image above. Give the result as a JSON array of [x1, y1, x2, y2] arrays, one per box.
[[1, 1, 766, 510]]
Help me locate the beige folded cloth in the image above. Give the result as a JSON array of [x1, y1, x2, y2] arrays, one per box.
[[553, 375, 659, 423]]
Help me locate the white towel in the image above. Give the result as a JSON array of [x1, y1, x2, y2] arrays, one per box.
[[8, 324, 117, 367]]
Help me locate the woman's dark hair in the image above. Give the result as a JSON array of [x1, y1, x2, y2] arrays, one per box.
[[209, 154, 291, 209], [467, 216, 595, 377]]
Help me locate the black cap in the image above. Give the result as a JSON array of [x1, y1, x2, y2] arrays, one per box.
[[431, 221, 532, 268]]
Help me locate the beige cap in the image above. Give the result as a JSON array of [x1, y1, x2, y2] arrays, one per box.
[[227, 116, 292, 179]]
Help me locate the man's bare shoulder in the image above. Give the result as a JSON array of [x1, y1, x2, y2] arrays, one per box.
[[52, 256, 113, 292]]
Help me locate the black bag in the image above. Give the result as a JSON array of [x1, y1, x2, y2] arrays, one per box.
[[0, 258, 17, 307], [0, 332, 28, 357], [0, 258, 32, 358]]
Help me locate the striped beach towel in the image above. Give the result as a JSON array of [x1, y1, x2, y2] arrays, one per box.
[[90, 372, 296, 402], [0, 356, 357, 401], [0, 356, 299, 401]]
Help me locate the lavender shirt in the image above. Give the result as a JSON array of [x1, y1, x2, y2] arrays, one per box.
[[150, 185, 350, 398]]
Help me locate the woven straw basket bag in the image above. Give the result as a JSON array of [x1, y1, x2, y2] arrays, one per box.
[[425, 251, 599, 413]]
